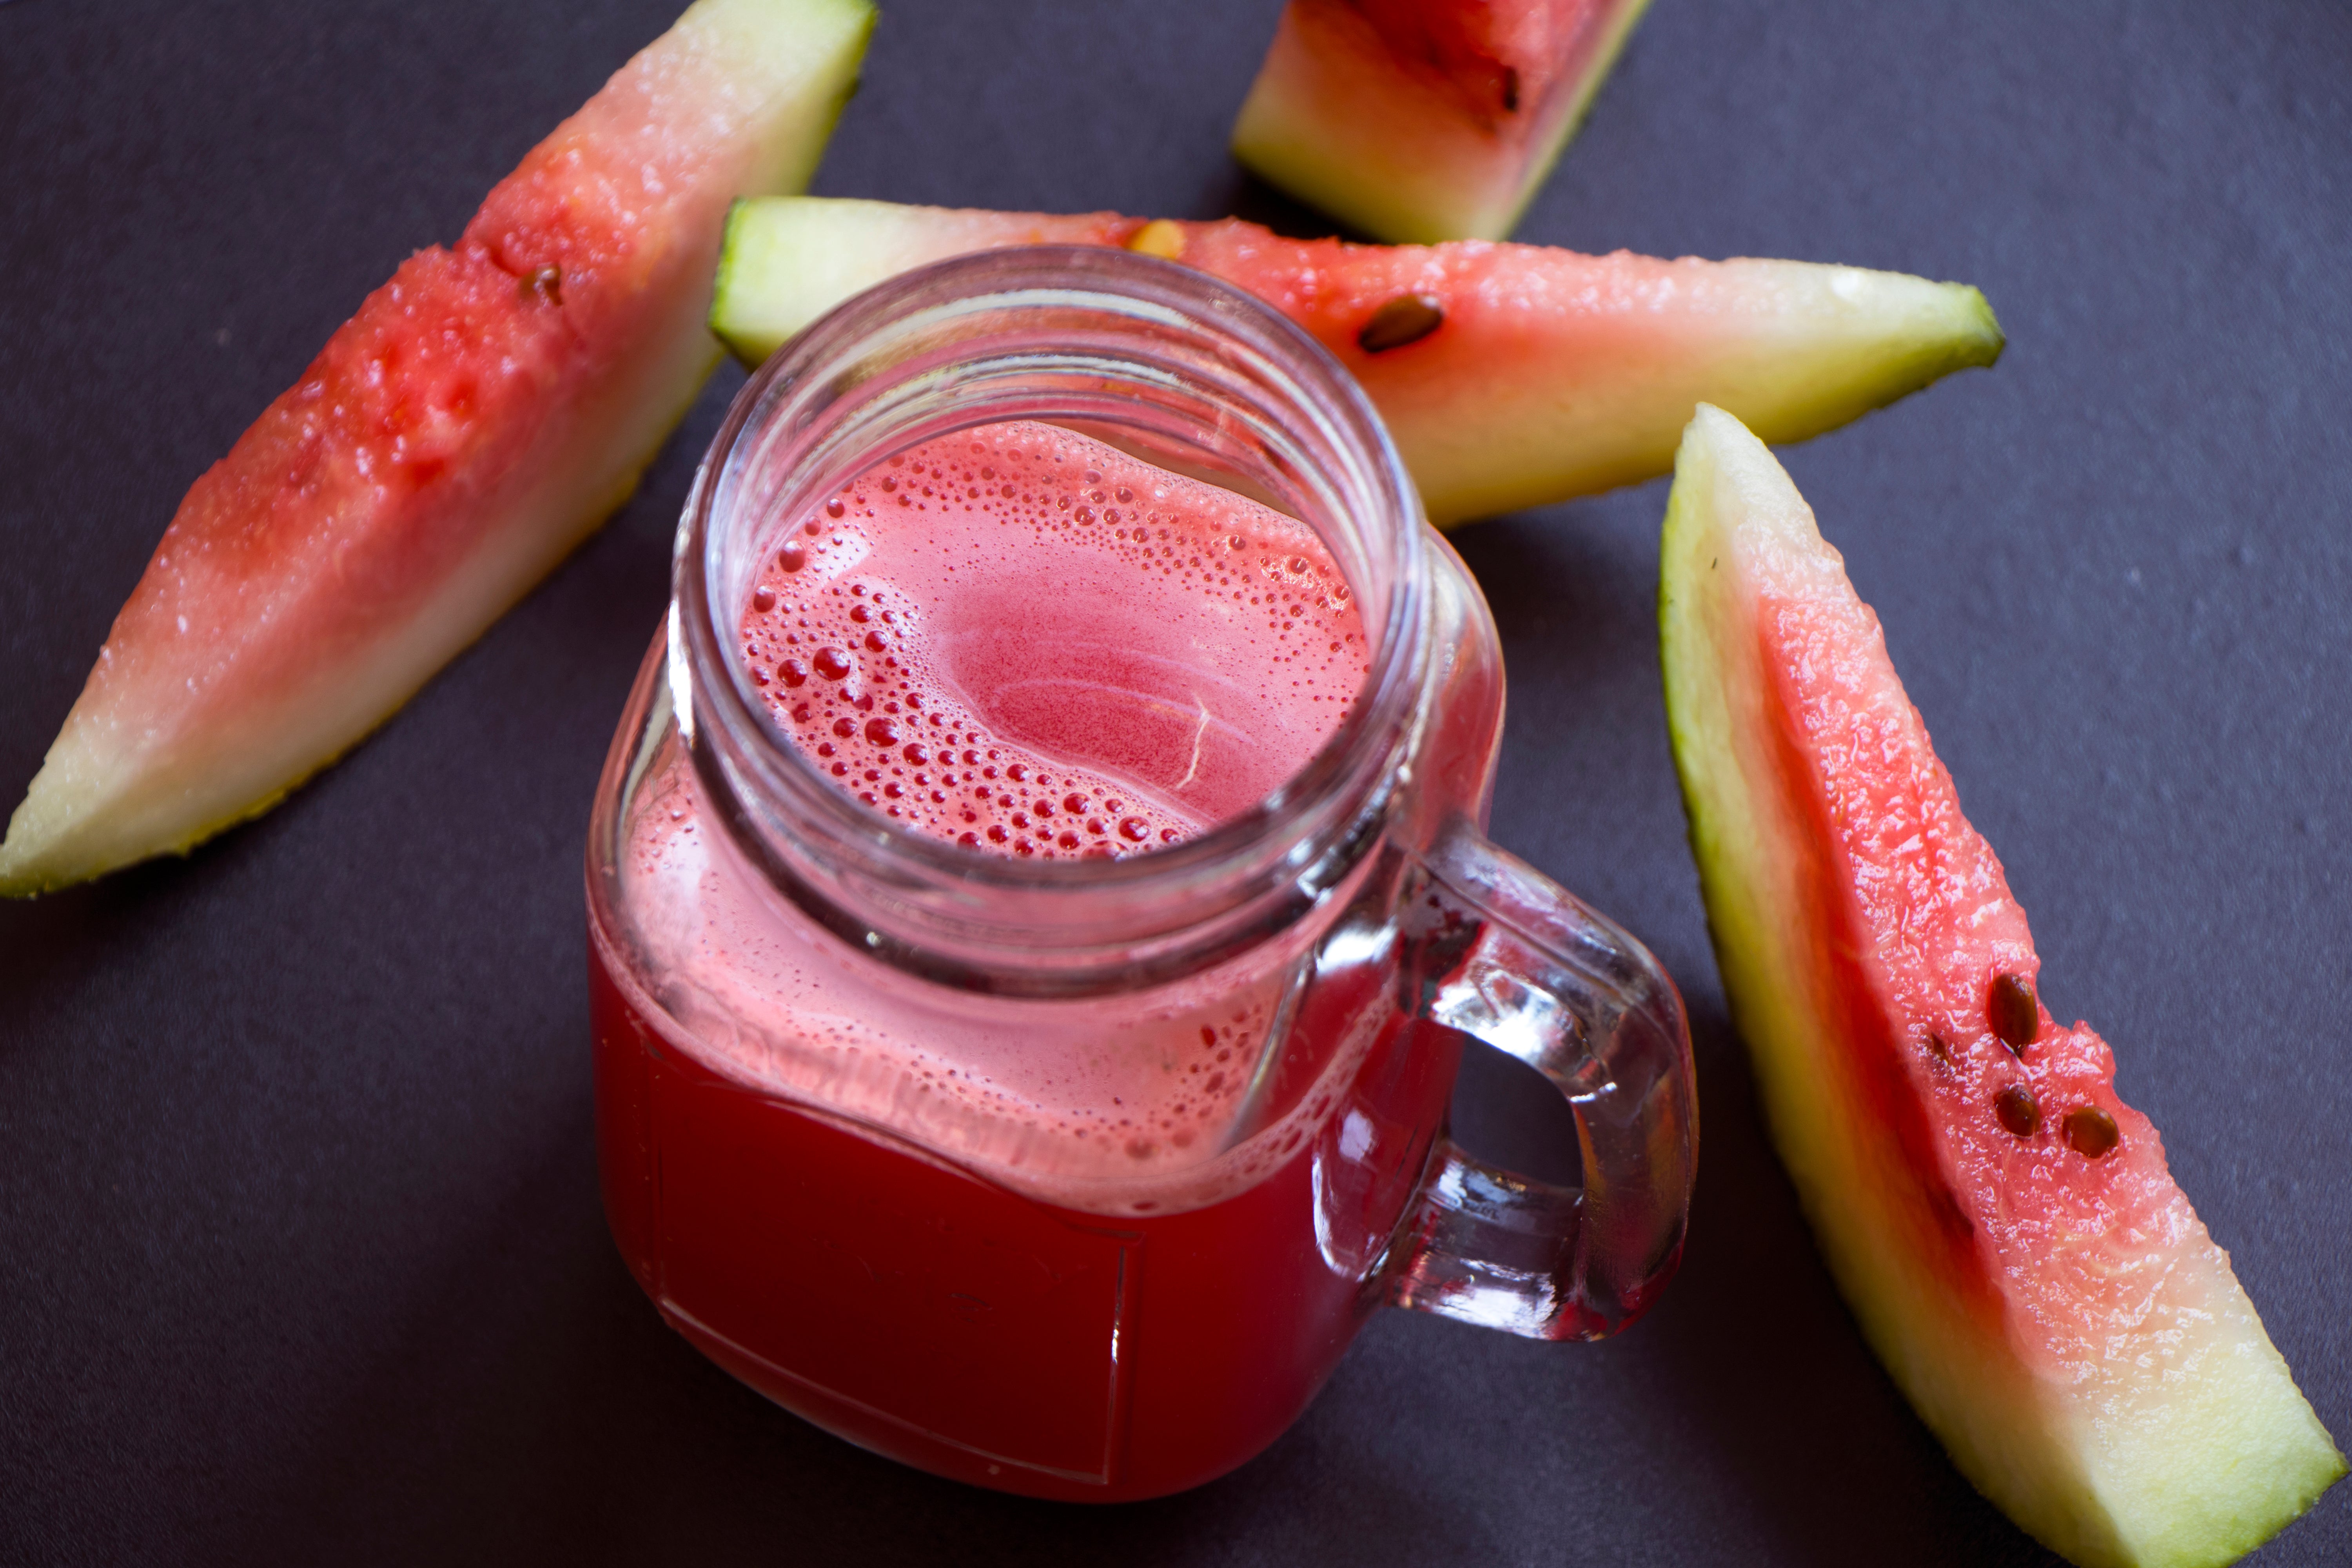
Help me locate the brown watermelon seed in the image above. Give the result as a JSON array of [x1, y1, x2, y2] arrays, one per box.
[[2063, 1105, 2120, 1158], [1994, 1083, 2040, 1138], [1989, 971, 2037, 1050], [1926, 1029, 1952, 1062], [1357, 295, 1445, 354], [521, 265, 562, 307], [1500, 66, 1521, 114]]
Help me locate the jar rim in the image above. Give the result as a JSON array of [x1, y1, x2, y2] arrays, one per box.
[[675, 246, 1432, 995]]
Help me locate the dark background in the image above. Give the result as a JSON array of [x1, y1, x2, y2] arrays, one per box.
[[3, 0, 2346, 1563]]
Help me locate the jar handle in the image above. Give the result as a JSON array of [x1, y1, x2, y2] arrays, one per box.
[[1385, 818, 1699, 1340]]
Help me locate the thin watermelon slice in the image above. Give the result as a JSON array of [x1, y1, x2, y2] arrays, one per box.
[[1659, 405, 2344, 1566], [1229, 0, 1651, 243], [708, 196, 2003, 527], [0, 0, 873, 896]]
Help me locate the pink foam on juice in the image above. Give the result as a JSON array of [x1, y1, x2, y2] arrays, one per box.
[[606, 422, 1380, 1201], [737, 421, 1368, 855]]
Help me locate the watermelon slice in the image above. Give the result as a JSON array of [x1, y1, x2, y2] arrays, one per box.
[[1229, 0, 1651, 243], [0, 0, 873, 896], [1659, 405, 2344, 1566], [708, 196, 2003, 527]]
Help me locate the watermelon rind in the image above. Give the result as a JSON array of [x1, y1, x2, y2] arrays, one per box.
[[0, 0, 874, 896], [1658, 404, 2344, 1567], [710, 196, 2004, 527], [1229, 0, 1654, 243], [708, 194, 1001, 370]]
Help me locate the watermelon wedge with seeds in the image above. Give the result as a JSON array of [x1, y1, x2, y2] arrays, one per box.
[[1230, 0, 1653, 243], [0, 0, 873, 896], [1659, 404, 2343, 1567], [708, 195, 2003, 527]]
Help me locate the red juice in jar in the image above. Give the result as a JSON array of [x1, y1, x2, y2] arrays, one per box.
[[590, 422, 1457, 1499]]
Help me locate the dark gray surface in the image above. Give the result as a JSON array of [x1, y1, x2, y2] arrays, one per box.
[[2, 0, 2346, 1563]]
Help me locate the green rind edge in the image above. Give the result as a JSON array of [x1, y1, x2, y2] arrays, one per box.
[[710, 197, 788, 366]]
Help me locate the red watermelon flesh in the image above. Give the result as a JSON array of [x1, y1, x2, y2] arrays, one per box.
[[0, 0, 873, 896], [708, 196, 2004, 527], [1230, 0, 1651, 243], [1660, 405, 2343, 1566]]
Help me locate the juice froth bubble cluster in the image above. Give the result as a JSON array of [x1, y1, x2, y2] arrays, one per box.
[[610, 421, 1385, 1206], [737, 421, 1370, 856]]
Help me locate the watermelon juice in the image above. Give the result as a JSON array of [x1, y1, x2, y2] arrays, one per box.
[[590, 422, 1456, 1499], [586, 248, 1697, 1504]]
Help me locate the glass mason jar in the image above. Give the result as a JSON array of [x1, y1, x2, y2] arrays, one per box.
[[586, 248, 1697, 1503]]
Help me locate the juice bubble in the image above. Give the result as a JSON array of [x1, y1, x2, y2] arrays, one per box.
[[736, 422, 1369, 859]]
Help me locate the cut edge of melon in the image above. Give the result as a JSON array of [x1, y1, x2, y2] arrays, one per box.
[[707, 200, 2005, 535], [711, 201, 2004, 439], [1659, 405, 2343, 1568], [709, 197, 1137, 367], [710, 195, 965, 365], [0, 0, 875, 898], [1229, 0, 1654, 243]]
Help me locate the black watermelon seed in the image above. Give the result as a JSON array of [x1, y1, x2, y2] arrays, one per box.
[[1357, 294, 1445, 354], [1994, 1083, 2040, 1138], [2063, 1105, 2120, 1158], [1989, 971, 2038, 1050]]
